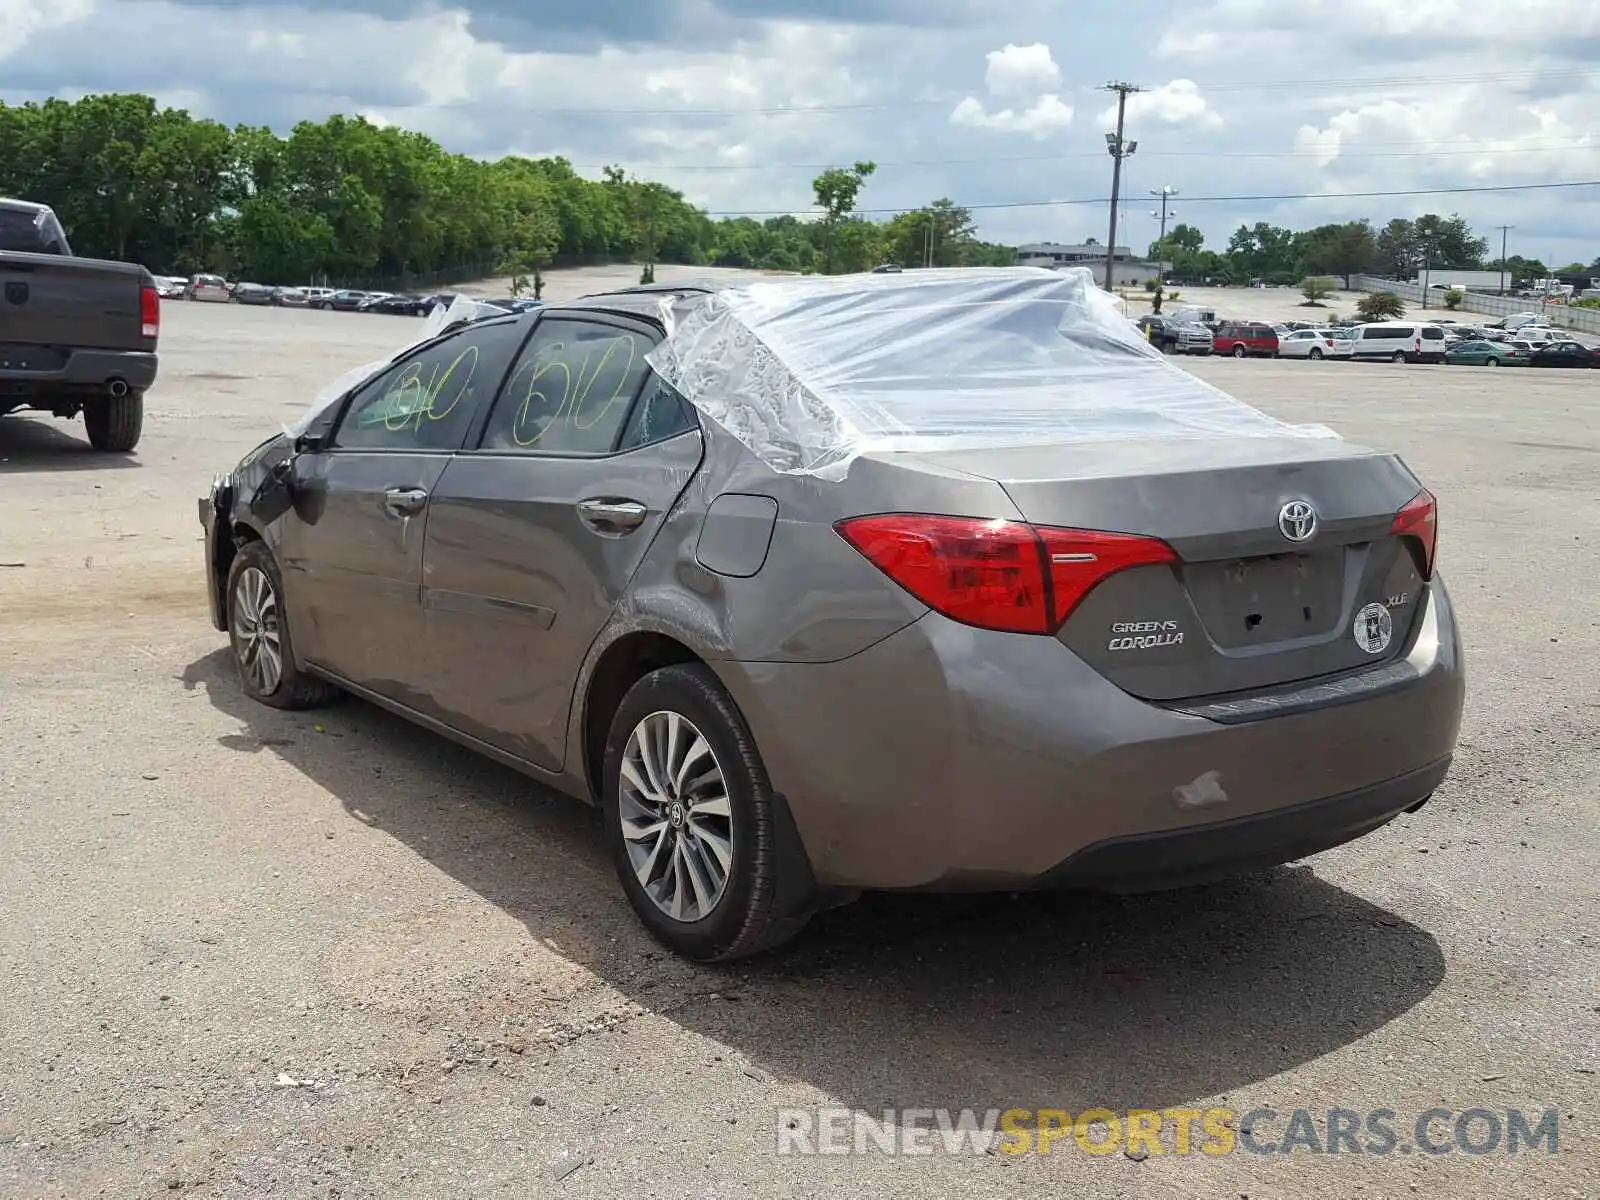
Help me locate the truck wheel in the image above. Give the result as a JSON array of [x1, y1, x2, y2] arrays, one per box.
[[83, 391, 144, 452], [225, 540, 342, 710]]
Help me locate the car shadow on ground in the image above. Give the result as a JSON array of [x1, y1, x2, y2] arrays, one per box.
[[183, 646, 1445, 1116], [0, 414, 142, 473]]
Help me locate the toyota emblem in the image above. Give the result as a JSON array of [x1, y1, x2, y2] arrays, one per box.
[[1278, 500, 1317, 542]]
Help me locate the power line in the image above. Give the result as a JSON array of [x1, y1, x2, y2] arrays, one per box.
[[385, 66, 1600, 117], [557, 140, 1600, 173], [705, 178, 1600, 218]]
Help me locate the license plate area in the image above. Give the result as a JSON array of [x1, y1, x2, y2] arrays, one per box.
[[1182, 549, 1345, 648]]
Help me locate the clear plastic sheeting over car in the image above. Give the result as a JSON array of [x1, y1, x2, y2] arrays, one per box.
[[286, 294, 505, 437], [647, 266, 1339, 479]]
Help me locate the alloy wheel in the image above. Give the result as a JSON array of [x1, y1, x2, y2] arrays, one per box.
[[232, 566, 283, 694], [617, 710, 733, 923]]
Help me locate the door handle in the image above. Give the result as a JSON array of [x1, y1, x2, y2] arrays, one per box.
[[577, 497, 647, 534], [382, 487, 429, 517]]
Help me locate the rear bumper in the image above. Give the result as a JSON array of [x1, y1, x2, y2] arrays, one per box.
[[0, 348, 158, 396], [715, 579, 1464, 892], [1034, 757, 1447, 892]]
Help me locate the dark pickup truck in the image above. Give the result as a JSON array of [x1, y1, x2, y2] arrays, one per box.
[[0, 198, 159, 452]]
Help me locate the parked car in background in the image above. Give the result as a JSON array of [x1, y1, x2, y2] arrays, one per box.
[[362, 293, 434, 316], [355, 291, 396, 311], [302, 287, 335, 307], [1212, 321, 1279, 358], [154, 275, 187, 299], [1516, 327, 1557, 347], [1347, 322, 1449, 364], [1527, 340, 1599, 368], [273, 286, 308, 307], [1443, 339, 1528, 367], [232, 282, 275, 306], [186, 273, 232, 303], [1326, 328, 1359, 359], [1136, 315, 1213, 355], [318, 290, 370, 311], [196, 267, 1463, 962], [1278, 328, 1338, 360]]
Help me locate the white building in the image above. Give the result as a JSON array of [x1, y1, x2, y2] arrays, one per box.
[[1016, 242, 1164, 287]]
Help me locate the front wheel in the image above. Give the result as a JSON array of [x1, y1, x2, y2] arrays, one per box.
[[603, 664, 809, 962], [83, 391, 143, 452], [225, 540, 341, 710]]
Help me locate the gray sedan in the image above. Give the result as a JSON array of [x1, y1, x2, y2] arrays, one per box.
[[198, 269, 1464, 961]]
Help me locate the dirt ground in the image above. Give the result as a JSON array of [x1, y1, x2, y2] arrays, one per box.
[[1, 265, 1596, 1199]]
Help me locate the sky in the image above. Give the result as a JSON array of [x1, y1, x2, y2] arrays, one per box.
[[4, 0, 1600, 268]]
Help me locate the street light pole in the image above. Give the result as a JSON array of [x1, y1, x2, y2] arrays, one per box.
[[1150, 185, 1178, 288], [1100, 82, 1142, 292], [1495, 224, 1514, 295]]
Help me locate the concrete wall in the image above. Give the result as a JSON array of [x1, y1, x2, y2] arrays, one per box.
[[1352, 275, 1600, 335]]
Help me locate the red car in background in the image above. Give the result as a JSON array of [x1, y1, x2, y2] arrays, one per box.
[[1213, 321, 1280, 358]]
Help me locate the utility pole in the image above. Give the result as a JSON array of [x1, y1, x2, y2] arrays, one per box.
[[1100, 82, 1142, 292], [1150, 185, 1178, 288], [1495, 224, 1514, 295]]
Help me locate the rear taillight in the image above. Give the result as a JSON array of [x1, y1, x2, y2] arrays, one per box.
[[140, 286, 160, 339], [835, 514, 1177, 634], [1391, 488, 1437, 580]]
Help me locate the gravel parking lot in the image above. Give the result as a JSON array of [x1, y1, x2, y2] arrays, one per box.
[[2, 270, 1596, 1199]]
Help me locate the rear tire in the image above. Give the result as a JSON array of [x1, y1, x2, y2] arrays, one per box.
[[1391, 351, 1407, 362], [1486, 357, 1499, 367], [83, 391, 143, 452], [225, 540, 342, 711], [603, 664, 809, 962], [1231, 344, 1246, 358], [1308, 348, 1323, 360]]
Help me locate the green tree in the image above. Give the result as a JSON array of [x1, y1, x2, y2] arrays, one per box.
[[1299, 276, 1336, 304], [1295, 221, 1378, 287], [812, 161, 877, 273], [1356, 291, 1406, 321]]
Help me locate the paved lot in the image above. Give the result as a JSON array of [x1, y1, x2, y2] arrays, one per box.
[[1, 273, 1596, 1199]]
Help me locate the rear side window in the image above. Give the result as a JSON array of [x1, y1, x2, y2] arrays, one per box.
[[617, 375, 697, 451], [480, 318, 656, 456], [1422, 328, 1444, 340]]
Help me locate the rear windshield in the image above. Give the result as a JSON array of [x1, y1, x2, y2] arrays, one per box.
[[647, 266, 1339, 478], [0, 204, 69, 254]]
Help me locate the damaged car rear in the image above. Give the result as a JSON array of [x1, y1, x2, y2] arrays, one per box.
[[198, 268, 1465, 962]]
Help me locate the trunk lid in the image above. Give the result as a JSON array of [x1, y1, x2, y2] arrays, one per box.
[[0, 251, 153, 351], [893, 437, 1429, 701]]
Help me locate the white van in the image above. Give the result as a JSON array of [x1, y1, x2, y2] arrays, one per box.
[[1349, 321, 1449, 364]]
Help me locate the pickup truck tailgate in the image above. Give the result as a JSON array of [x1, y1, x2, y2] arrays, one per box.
[[0, 252, 154, 350]]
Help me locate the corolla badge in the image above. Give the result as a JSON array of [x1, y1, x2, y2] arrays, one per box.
[[1277, 499, 1317, 542]]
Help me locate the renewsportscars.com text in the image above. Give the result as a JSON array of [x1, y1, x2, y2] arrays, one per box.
[[774, 1106, 1561, 1157]]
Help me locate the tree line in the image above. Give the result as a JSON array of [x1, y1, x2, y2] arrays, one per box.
[[0, 93, 1012, 290], [1154, 215, 1600, 290]]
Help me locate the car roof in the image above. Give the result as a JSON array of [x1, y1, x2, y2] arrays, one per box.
[[557, 282, 720, 326]]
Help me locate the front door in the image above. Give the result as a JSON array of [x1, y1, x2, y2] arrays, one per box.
[[416, 313, 703, 770], [277, 318, 526, 698]]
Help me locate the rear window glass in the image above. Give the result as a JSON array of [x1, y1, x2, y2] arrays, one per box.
[[0, 205, 67, 254]]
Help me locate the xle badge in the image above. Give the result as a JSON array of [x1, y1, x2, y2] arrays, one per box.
[[1353, 602, 1393, 655]]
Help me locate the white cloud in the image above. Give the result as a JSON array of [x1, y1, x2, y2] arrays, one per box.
[[982, 42, 1061, 101], [0, 0, 95, 59], [1097, 79, 1221, 128], [948, 42, 1073, 138]]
